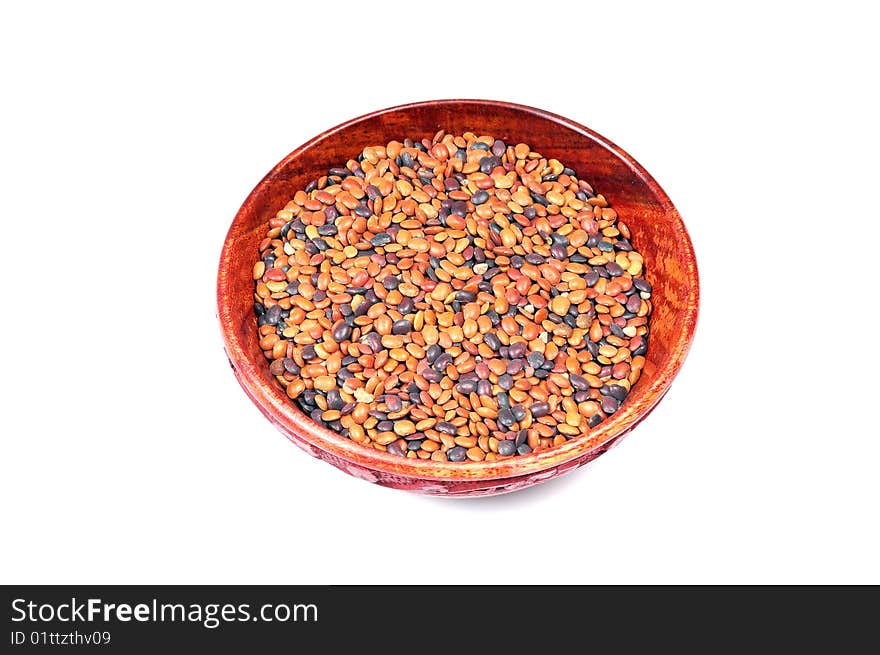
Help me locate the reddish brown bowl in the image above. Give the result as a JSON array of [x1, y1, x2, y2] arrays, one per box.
[[217, 100, 699, 496]]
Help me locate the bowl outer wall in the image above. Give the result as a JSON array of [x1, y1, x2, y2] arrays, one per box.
[[217, 99, 699, 486]]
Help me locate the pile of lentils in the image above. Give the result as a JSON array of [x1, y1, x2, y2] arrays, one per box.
[[253, 131, 652, 462]]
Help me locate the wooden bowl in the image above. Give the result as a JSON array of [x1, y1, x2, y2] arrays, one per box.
[[217, 100, 699, 496]]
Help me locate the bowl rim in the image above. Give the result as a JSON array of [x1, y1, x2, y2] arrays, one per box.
[[217, 98, 699, 481]]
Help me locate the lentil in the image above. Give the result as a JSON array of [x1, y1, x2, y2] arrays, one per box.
[[253, 132, 652, 461]]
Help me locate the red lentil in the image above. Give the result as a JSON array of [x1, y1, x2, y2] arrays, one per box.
[[253, 132, 652, 461]]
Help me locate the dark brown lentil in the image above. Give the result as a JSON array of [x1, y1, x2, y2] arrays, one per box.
[[252, 131, 652, 462]]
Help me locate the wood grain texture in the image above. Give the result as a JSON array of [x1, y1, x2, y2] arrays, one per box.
[[217, 100, 699, 496]]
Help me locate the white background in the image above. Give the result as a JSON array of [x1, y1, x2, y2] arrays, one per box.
[[2, 2, 877, 584]]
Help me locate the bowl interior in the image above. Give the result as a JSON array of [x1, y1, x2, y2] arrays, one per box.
[[218, 100, 698, 480]]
